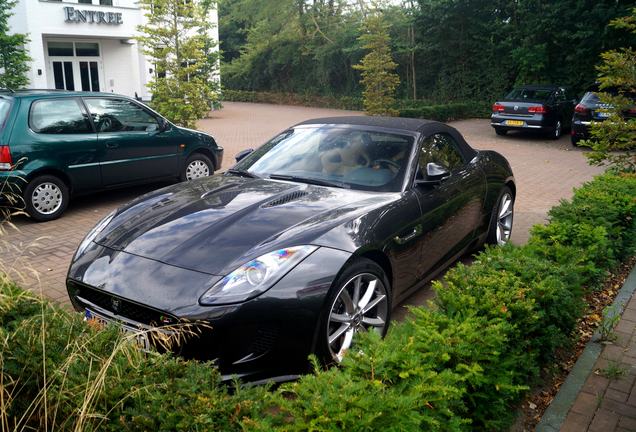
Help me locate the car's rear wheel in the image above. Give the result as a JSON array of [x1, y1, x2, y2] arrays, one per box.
[[495, 128, 508, 136], [181, 153, 214, 181], [551, 120, 562, 140], [319, 258, 391, 364], [24, 175, 69, 222], [571, 135, 581, 146], [486, 186, 514, 246]]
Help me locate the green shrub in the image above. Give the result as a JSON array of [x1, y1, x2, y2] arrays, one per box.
[[1, 171, 636, 431]]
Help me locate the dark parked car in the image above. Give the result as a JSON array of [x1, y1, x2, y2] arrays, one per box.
[[491, 85, 578, 139], [0, 90, 223, 221], [67, 116, 515, 380], [571, 89, 636, 146]]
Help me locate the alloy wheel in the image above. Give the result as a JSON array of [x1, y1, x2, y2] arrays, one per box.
[[31, 182, 63, 215], [185, 160, 210, 180], [327, 273, 388, 362], [554, 121, 562, 138], [496, 192, 514, 245]]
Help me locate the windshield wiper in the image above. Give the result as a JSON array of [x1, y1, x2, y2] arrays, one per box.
[[268, 174, 346, 189], [226, 168, 260, 179]]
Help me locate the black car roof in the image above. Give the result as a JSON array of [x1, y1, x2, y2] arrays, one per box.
[[295, 116, 438, 133]]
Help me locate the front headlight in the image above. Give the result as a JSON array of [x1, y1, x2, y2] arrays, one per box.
[[74, 210, 116, 260], [199, 245, 318, 305]]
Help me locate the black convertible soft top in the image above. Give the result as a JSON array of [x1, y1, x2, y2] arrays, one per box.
[[295, 116, 438, 133]]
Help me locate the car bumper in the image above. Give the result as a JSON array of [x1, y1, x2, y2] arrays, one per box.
[[213, 146, 224, 171], [490, 114, 554, 131], [571, 119, 592, 139], [66, 243, 351, 378]]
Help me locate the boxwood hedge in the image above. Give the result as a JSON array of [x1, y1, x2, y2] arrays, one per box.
[[2, 172, 635, 431]]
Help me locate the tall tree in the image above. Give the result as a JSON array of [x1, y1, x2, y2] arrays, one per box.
[[354, 11, 400, 116], [136, 0, 220, 128], [585, 7, 636, 171], [0, 0, 29, 90]]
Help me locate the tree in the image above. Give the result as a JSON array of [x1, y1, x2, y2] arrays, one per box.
[[0, 0, 29, 90], [136, 0, 220, 128], [353, 11, 400, 116], [584, 7, 636, 172]]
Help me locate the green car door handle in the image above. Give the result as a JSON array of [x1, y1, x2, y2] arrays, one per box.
[[105, 141, 119, 149]]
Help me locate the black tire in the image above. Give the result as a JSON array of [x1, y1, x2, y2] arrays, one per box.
[[495, 128, 508, 136], [571, 136, 580, 147], [180, 153, 214, 181], [486, 186, 514, 246], [317, 257, 392, 365], [551, 120, 562, 140], [23, 175, 70, 222]]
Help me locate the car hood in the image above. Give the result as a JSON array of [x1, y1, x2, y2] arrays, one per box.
[[94, 175, 396, 275]]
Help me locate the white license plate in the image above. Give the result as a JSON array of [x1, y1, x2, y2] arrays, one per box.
[[596, 111, 610, 118], [84, 308, 151, 350]]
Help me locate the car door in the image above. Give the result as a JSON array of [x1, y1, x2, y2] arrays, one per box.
[[27, 97, 100, 192], [413, 133, 485, 278], [82, 97, 178, 186], [553, 88, 570, 127]]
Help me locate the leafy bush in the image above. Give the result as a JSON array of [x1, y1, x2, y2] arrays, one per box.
[[1, 171, 636, 431], [398, 101, 491, 121]]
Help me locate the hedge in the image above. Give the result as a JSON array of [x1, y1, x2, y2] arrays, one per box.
[[222, 89, 491, 121], [2, 172, 636, 431]]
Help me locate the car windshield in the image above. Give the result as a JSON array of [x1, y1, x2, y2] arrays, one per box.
[[0, 99, 10, 130], [234, 126, 415, 192], [505, 88, 553, 101]]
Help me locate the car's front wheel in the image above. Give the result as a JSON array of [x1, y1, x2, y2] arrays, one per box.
[[24, 175, 69, 222], [319, 258, 391, 364], [181, 153, 214, 181]]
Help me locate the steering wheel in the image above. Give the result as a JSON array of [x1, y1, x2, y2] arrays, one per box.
[[372, 159, 401, 172]]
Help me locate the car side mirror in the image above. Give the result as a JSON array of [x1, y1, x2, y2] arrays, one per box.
[[235, 148, 254, 162], [415, 162, 450, 186], [158, 118, 169, 132]]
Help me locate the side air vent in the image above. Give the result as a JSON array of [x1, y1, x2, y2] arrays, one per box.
[[262, 190, 309, 208]]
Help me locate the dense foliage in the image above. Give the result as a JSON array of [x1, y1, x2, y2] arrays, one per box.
[[2, 172, 636, 430], [584, 7, 636, 171], [220, 0, 636, 103], [136, 0, 220, 128], [0, 0, 29, 90]]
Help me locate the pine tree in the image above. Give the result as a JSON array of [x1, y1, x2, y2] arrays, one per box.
[[354, 12, 400, 116], [136, 0, 220, 128], [0, 0, 30, 90]]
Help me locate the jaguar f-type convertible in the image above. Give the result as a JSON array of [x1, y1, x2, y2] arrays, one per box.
[[67, 116, 515, 380]]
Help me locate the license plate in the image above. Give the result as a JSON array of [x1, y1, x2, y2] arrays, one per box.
[[85, 308, 151, 350], [506, 120, 524, 126], [595, 111, 610, 118]]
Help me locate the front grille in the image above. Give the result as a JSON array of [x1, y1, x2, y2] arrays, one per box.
[[70, 281, 176, 326]]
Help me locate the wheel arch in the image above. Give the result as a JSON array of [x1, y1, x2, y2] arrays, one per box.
[[26, 168, 73, 193], [188, 148, 218, 171]]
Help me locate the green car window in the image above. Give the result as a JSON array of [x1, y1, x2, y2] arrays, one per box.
[[30, 98, 92, 134], [84, 98, 159, 133]]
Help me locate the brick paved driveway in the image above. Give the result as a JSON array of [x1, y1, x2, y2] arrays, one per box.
[[0, 102, 604, 306]]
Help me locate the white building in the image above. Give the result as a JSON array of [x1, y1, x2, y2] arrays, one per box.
[[8, 0, 219, 100]]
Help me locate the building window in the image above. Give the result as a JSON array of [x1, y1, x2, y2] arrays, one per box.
[[78, 0, 93, 4], [48, 42, 74, 57], [75, 43, 100, 57], [100, 0, 113, 5]]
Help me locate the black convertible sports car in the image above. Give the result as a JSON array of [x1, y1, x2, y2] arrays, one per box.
[[67, 116, 515, 380]]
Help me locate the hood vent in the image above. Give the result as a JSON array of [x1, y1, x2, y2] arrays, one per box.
[[262, 190, 309, 208]]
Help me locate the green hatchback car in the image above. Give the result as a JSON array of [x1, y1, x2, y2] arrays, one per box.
[[0, 90, 223, 221]]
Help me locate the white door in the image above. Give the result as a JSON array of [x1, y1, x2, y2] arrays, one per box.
[[50, 59, 102, 92]]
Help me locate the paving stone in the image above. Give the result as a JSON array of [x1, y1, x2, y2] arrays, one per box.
[[589, 409, 619, 431], [606, 388, 630, 403], [571, 392, 602, 415], [561, 411, 593, 432], [618, 416, 636, 430]]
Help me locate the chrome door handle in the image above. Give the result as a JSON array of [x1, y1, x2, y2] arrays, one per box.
[[394, 225, 422, 245]]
